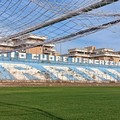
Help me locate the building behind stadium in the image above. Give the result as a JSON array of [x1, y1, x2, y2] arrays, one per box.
[[0, 34, 120, 82], [1, 34, 120, 63]]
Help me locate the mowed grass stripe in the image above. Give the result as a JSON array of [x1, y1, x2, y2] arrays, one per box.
[[0, 87, 120, 120]]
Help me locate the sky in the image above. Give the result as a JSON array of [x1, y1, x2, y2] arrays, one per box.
[[55, 1, 120, 54], [55, 24, 120, 54], [0, 0, 120, 53]]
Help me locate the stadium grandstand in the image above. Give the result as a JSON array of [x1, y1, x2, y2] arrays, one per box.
[[0, 0, 120, 84]]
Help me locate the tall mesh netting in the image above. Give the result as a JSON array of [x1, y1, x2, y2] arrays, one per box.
[[0, 0, 120, 51]]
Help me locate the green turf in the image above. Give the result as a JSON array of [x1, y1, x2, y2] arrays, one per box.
[[0, 87, 120, 120]]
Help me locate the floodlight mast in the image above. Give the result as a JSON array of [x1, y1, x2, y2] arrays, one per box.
[[0, 0, 118, 43]]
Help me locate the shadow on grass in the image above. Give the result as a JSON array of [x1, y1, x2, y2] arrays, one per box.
[[0, 102, 64, 120]]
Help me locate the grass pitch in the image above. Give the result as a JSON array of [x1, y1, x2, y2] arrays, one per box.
[[0, 87, 120, 120]]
